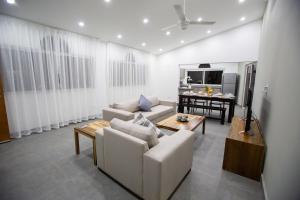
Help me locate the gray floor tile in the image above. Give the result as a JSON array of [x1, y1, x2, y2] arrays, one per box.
[[0, 106, 264, 200]]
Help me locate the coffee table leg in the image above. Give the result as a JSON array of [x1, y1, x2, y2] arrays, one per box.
[[93, 139, 97, 166], [202, 118, 206, 135], [74, 130, 80, 155]]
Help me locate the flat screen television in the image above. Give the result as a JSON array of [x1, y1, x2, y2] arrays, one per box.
[[187, 71, 203, 84], [243, 62, 257, 135], [204, 70, 223, 84], [245, 89, 253, 132]]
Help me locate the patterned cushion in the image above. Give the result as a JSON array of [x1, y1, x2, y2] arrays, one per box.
[[133, 113, 165, 138]]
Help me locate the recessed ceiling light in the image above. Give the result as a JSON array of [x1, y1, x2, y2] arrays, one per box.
[[6, 0, 16, 4], [104, 0, 111, 3], [78, 21, 85, 27], [197, 17, 203, 22], [180, 40, 185, 44], [141, 42, 146, 47], [166, 31, 171, 36], [159, 48, 163, 52], [207, 30, 211, 34], [143, 18, 149, 24], [117, 34, 122, 39], [239, 0, 245, 3], [240, 16, 246, 21]]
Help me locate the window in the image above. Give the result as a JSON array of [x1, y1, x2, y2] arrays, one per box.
[[109, 53, 147, 87], [0, 36, 96, 92]]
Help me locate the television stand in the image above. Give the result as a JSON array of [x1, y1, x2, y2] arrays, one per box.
[[238, 118, 255, 136], [238, 130, 254, 136], [222, 116, 265, 181]]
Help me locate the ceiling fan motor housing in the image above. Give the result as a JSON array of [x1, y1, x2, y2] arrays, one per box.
[[180, 21, 189, 30]]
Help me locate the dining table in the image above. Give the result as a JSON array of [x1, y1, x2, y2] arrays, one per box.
[[178, 92, 236, 123]]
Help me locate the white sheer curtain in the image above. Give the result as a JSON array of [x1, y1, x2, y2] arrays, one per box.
[[106, 43, 152, 103], [0, 16, 106, 138]]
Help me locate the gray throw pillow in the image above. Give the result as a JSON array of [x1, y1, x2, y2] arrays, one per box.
[[133, 113, 165, 138], [139, 95, 152, 111]]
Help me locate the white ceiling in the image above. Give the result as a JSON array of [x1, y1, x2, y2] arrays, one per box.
[[0, 0, 266, 55]]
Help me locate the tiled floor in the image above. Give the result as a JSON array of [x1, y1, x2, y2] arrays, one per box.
[[0, 107, 264, 200]]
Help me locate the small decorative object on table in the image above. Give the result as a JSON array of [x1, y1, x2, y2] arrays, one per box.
[[176, 115, 189, 122], [204, 85, 214, 95], [183, 76, 193, 89]]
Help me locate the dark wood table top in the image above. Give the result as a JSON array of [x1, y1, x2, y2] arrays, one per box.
[[179, 93, 235, 101], [156, 114, 205, 132]]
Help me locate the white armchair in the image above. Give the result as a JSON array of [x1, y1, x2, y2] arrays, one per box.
[[95, 120, 195, 200], [143, 131, 194, 200]]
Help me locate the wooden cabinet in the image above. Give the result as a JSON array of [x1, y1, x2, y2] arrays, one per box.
[[0, 77, 10, 143], [222, 116, 265, 181]]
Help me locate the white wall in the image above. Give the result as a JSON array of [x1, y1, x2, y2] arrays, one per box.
[[252, 0, 300, 199], [154, 20, 262, 100]]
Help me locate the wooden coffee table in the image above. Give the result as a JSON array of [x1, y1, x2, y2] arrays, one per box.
[[156, 114, 206, 134], [74, 120, 110, 165]]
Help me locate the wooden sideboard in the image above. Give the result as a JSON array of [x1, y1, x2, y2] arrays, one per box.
[[0, 77, 10, 143], [222, 116, 265, 181]]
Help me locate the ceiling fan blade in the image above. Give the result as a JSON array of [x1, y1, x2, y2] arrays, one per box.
[[174, 4, 186, 21], [161, 24, 178, 31], [189, 21, 216, 25]]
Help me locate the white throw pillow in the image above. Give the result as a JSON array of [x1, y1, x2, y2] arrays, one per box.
[[146, 96, 160, 107]]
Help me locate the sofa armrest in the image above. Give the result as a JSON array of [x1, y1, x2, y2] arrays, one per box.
[[143, 130, 195, 200], [102, 108, 135, 121], [159, 100, 176, 112]]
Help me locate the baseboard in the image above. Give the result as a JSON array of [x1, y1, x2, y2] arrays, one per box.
[[0, 139, 11, 144], [261, 173, 269, 200]]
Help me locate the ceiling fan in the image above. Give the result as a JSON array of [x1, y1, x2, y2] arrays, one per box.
[[162, 0, 216, 31]]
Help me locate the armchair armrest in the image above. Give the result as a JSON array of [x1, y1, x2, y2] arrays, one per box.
[[103, 127, 149, 196], [95, 128, 105, 170], [143, 130, 195, 200], [102, 108, 135, 121]]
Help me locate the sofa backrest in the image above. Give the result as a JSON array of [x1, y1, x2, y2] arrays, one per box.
[[112, 100, 139, 113], [111, 96, 160, 112]]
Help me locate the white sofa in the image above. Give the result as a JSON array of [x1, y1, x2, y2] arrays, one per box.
[[102, 96, 176, 123], [96, 119, 195, 200]]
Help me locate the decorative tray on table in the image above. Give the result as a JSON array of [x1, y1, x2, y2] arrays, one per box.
[[176, 115, 189, 122]]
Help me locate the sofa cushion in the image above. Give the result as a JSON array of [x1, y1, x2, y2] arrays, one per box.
[[112, 100, 139, 113], [147, 96, 160, 107], [133, 113, 165, 138], [138, 95, 152, 112], [110, 118, 159, 148], [137, 105, 173, 121]]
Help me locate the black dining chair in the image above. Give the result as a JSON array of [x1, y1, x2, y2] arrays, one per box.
[[192, 99, 206, 115], [208, 101, 225, 117]]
